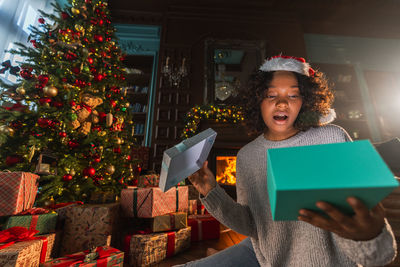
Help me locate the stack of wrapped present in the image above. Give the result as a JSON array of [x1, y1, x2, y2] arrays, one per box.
[[0, 172, 60, 266], [120, 173, 193, 266], [0, 172, 125, 266]]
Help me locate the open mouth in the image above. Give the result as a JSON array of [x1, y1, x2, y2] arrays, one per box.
[[273, 115, 288, 121]]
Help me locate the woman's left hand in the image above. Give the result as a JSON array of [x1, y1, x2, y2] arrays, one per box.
[[298, 197, 385, 241]]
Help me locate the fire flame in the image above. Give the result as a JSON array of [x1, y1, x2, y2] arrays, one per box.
[[216, 156, 236, 185]]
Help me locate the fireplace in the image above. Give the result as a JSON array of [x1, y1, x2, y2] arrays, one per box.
[[209, 148, 239, 200]]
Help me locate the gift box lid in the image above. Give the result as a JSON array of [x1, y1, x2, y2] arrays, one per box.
[[159, 128, 217, 192], [267, 140, 399, 221]]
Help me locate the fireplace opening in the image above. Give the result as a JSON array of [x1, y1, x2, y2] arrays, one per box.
[[209, 148, 238, 200]]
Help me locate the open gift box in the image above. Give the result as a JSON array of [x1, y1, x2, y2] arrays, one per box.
[[159, 128, 217, 192], [267, 140, 399, 221]]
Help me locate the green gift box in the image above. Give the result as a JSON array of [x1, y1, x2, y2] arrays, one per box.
[[267, 140, 399, 221], [2, 212, 57, 234]]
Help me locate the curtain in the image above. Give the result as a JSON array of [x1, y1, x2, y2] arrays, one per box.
[[0, 0, 58, 84]]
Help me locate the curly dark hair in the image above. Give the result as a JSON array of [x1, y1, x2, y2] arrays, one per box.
[[238, 69, 334, 135]]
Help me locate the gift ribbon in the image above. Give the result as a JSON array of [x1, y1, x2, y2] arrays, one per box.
[[176, 186, 180, 212], [46, 201, 83, 210], [169, 213, 176, 230], [0, 226, 48, 263], [49, 246, 120, 267], [166, 232, 175, 258]]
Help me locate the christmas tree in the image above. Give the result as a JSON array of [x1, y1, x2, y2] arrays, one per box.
[[0, 0, 140, 204]]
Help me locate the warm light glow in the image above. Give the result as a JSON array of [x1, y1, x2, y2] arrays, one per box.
[[216, 156, 236, 185]]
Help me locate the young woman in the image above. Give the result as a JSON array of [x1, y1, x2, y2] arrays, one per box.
[[178, 55, 397, 267]]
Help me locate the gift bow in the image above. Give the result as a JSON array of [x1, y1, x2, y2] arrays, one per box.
[[0, 226, 39, 248], [0, 227, 49, 263], [52, 246, 120, 267], [0, 60, 20, 75]]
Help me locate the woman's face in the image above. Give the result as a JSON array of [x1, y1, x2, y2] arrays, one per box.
[[260, 71, 303, 141]]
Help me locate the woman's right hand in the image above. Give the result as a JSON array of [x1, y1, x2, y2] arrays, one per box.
[[188, 160, 216, 197]]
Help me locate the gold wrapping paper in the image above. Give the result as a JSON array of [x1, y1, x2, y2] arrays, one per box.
[[0, 239, 43, 267], [128, 227, 191, 267], [151, 212, 187, 232], [59, 203, 119, 256]]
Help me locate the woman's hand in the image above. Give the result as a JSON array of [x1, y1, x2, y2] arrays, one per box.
[[298, 197, 385, 241], [188, 161, 217, 197]]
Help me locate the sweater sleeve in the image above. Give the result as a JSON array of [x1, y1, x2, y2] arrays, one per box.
[[200, 151, 257, 238], [333, 219, 397, 266]]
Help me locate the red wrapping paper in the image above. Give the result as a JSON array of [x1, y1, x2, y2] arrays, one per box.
[[187, 214, 220, 242], [0, 172, 39, 216]]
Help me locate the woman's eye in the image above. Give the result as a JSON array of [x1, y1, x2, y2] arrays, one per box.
[[266, 95, 276, 99], [289, 95, 300, 99]]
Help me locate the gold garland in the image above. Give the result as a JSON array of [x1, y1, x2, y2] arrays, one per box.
[[181, 104, 244, 139]]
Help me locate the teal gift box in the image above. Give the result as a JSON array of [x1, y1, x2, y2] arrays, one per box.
[[267, 140, 399, 221]]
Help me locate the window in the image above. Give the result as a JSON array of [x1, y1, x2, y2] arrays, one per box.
[[0, 0, 57, 84]]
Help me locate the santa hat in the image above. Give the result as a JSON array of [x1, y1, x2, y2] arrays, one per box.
[[259, 55, 315, 77]]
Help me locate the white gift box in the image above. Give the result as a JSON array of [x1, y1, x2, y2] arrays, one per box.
[[159, 128, 217, 192]]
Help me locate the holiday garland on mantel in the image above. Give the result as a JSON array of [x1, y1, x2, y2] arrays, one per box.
[[181, 104, 244, 139]]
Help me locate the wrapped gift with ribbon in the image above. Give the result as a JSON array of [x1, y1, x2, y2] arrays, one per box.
[[2, 208, 58, 235], [0, 227, 49, 266], [151, 212, 187, 233], [59, 203, 119, 256], [124, 227, 191, 267], [187, 214, 220, 242], [0, 172, 39, 216], [121, 186, 188, 218], [41, 246, 124, 267]]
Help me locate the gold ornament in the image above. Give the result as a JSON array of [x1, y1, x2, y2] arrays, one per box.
[[70, 169, 76, 176], [124, 102, 130, 108], [71, 7, 80, 15], [16, 86, 26, 95], [0, 125, 14, 136], [115, 137, 122, 145], [43, 86, 58, 97], [106, 113, 113, 127], [98, 131, 106, 136], [105, 165, 115, 175]]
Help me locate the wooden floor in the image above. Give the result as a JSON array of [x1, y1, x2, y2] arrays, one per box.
[[157, 225, 247, 266]]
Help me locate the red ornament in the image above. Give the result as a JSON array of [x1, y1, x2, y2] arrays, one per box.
[[5, 155, 23, 166], [52, 101, 63, 108], [59, 132, 67, 138], [83, 167, 96, 177], [37, 75, 49, 86], [87, 58, 94, 64], [98, 112, 106, 121], [92, 154, 101, 163], [19, 68, 33, 80], [39, 97, 52, 105], [72, 67, 80, 74], [37, 118, 51, 128], [38, 18, 45, 24], [61, 12, 69, 20], [125, 155, 131, 161], [30, 40, 38, 48], [65, 51, 77, 60], [110, 100, 116, 108], [70, 100, 76, 106], [98, 19, 104, 26], [68, 140, 79, 149], [94, 35, 103, 42], [94, 74, 104, 81], [62, 174, 73, 181]]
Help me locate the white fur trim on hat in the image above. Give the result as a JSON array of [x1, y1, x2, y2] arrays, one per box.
[[319, 108, 336, 125], [259, 55, 314, 77]]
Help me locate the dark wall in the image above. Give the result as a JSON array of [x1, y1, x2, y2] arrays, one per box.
[[109, 0, 400, 171]]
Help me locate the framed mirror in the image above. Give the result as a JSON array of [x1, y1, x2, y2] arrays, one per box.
[[204, 39, 266, 104]]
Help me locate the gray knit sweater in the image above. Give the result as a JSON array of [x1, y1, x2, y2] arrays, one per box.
[[202, 124, 397, 267]]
